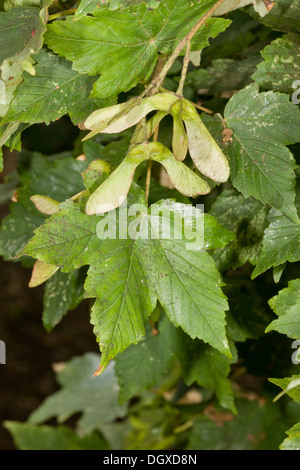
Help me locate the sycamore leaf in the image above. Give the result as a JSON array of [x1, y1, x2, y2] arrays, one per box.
[[170, 100, 188, 161], [252, 33, 300, 94], [267, 279, 300, 341], [209, 187, 269, 271], [2, 49, 108, 125], [269, 376, 300, 404], [280, 423, 300, 451], [29, 260, 58, 287], [20, 194, 234, 370], [269, 279, 300, 317], [136, 201, 233, 357], [248, 0, 300, 34], [180, 338, 238, 413], [225, 84, 300, 223], [44, 0, 231, 98], [42, 268, 86, 331], [0, 6, 46, 117], [115, 315, 182, 403], [28, 354, 128, 435], [252, 185, 300, 278]]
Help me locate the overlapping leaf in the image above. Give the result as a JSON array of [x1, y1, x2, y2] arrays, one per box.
[[0, 6, 46, 118], [209, 187, 269, 271], [252, 33, 300, 94], [115, 315, 182, 403], [20, 194, 234, 371], [2, 49, 113, 125], [4, 422, 109, 451], [186, 56, 262, 94], [44, 0, 231, 98], [29, 353, 128, 435], [42, 269, 86, 332], [180, 338, 238, 413], [267, 279, 300, 341], [248, 0, 300, 33], [224, 84, 300, 223], [280, 422, 300, 450], [252, 185, 300, 278]]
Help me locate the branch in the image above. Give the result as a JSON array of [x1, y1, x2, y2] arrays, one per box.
[[143, 0, 228, 97]]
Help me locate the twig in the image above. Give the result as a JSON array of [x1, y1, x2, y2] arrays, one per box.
[[176, 40, 191, 96], [192, 102, 214, 115], [142, 0, 228, 97]]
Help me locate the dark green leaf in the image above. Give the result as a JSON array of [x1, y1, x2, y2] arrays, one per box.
[[252, 33, 300, 94], [225, 84, 300, 223], [29, 353, 128, 434]]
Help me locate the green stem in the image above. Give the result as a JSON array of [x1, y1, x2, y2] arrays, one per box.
[[48, 8, 77, 21]]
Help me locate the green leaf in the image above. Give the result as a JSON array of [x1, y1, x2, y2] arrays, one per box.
[[3, 49, 107, 125], [269, 279, 300, 317], [4, 422, 110, 450], [0, 6, 46, 117], [248, 0, 300, 33], [269, 376, 300, 404], [0, 151, 90, 260], [252, 33, 300, 94], [21, 188, 157, 371], [137, 201, 233, 357], [21, 196, 234, 367], [209, 187, 269, 271], [267, 279, 300, 341], [180, 339, 238, 413], [280, 422, 300, 450], [225, 84, 300, 223], [29, 353, 128, 435], [44, 0, 230, 98], [0, 199, 44, 260], [0, 6, 45, 64], [252, 187, 300, 278], [115, 315, 182, 403], [188, 395, 299, 450], [74, 0, 98, 20], [42, 268, 86, 331]]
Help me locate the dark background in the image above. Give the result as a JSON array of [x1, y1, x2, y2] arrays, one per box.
[[0, 119, 99, 450]]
